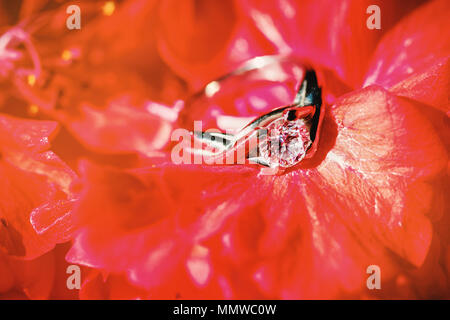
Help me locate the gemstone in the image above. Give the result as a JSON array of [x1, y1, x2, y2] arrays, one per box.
[[259, 117, 312, 168]]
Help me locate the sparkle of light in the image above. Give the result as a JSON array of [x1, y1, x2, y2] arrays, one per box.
[[61, 49, 72, 61], [28, 104, 39, 115], [27, 74, 36, 86], [205, 81, 220, 97], [102, 1, 115, 16]]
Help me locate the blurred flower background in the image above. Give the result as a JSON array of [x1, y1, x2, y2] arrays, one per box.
[[0, 0, 448, 299]]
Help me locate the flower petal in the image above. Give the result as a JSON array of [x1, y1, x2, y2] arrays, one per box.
[[157, 0, 275, 88], [363, 0, 450, 92], [66, 102, 173, 156], [0, 115, 76, 259], [390, 57, 450, 112], [241, 0, 427, 87]]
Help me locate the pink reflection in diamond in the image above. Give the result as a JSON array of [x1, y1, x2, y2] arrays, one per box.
[[259, 117, 312, 168]]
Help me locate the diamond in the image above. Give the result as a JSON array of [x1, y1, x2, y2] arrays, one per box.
[[259, 116, 312, 168]]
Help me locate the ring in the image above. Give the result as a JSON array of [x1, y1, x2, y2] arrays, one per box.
[[191, 67, 323, 172]]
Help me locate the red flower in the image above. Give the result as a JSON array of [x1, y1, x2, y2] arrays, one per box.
[[1, 0, 449, 299], [65, 85, 447, 298]]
